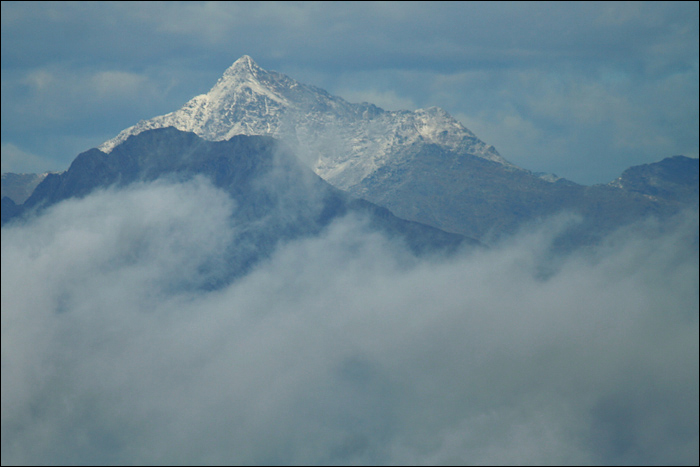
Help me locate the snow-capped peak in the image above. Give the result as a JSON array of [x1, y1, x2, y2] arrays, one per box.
[[99, 56, 513, 189], [223, 55, 261, 77], [207, 56, 289, 107]]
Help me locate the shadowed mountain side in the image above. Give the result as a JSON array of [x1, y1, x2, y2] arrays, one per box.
[[4, 128, 474, 284], [350, 142, 698, 247], [1, 196, 20, 226]]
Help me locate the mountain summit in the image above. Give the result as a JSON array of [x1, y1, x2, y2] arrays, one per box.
[[99, 56, 510, 191]]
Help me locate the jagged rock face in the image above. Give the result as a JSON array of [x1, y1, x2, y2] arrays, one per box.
[[99, 56, 509, 191]]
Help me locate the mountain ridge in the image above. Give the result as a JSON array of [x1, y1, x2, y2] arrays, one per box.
[[4, 128, 475, 282]]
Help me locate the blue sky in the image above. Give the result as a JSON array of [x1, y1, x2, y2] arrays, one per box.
[[1, 1, 698, 184]]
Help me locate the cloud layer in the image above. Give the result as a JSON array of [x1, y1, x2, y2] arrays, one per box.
[[2, 178, 698, 465]]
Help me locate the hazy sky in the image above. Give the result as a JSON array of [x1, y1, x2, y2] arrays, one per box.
[[1, 1, 698, 184]]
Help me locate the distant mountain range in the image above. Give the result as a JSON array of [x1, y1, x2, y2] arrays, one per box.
[[96, 56, 699, 244], [2, 56, 698, 252]]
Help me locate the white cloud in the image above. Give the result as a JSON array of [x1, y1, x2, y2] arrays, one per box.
[[2, 178, 697, 465]]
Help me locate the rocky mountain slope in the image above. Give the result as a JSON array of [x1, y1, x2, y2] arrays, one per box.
[[4, 128, 474, 282]]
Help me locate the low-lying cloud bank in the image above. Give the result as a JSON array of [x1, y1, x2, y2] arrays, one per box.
[[2, 178, 698, 465]]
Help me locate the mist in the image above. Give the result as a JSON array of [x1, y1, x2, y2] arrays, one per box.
[[2, 177, 698, 465]]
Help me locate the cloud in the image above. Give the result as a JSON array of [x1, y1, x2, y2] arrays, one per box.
[[2, 177, 698, 465]]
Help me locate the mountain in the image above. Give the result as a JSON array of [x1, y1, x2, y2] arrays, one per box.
[[5, 56, 696, 249], [96, 56, 697, 245], [349, 145, 698, 244], [1, 172, 50, 204], [99, 55, 512, 192], [5, 128, 474, 283]]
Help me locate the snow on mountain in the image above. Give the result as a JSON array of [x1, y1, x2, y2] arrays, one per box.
[[100, 55, 513, 190]]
